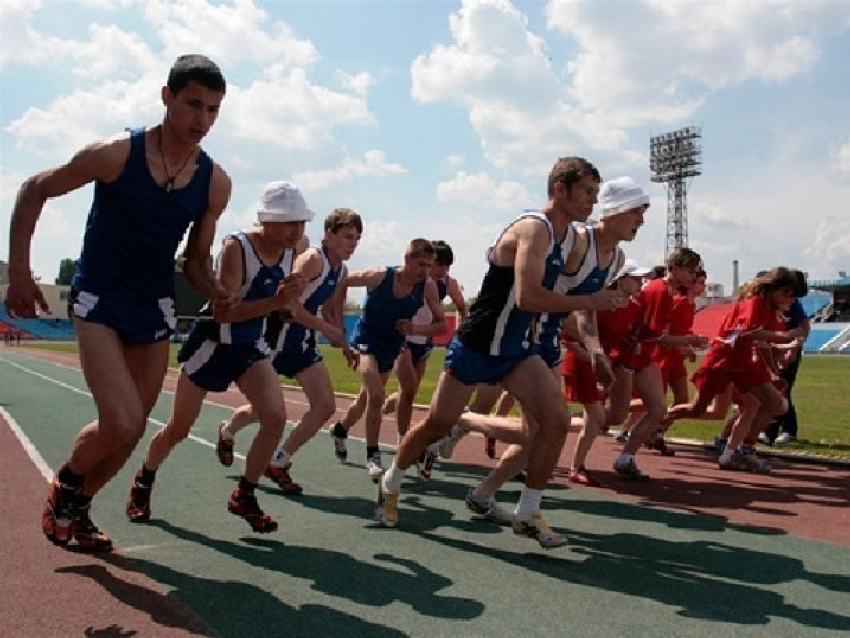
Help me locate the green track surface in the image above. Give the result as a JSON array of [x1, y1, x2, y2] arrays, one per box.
[[2, 350, 849, 637]]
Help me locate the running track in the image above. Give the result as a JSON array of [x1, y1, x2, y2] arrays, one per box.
[[1, 347, 848, 637]]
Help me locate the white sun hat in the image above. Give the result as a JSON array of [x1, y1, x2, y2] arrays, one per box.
[[599, 177, 650, 218], [256, 181, 314, 223], [614, 258, 653, 280]]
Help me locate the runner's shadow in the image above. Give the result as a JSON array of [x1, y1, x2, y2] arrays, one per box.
[[82, 555, 406, 638], [148, 519, 484, 620], [55, 563, 208, 637], [407, 525, 850, 631]]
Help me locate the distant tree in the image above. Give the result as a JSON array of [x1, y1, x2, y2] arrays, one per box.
[[55, 258, 76, 285]]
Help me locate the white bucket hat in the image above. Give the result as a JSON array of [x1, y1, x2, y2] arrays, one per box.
[[600, 177, 650, 218], [614, 258, 652, 281], [256, 181, 314, 223]]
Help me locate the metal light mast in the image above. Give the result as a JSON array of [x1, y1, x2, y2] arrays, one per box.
[[649, 126, 702, 260]]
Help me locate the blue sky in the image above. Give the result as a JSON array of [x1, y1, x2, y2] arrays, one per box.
[[2, 0, 849, 304]]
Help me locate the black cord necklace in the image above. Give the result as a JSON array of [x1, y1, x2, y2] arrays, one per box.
[[158, 129, 196, 193]]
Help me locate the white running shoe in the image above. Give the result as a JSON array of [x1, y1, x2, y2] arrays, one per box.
[[438, 424, 467, 459], [366, 455, 385, 483]]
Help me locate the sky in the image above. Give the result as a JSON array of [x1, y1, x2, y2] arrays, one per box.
[[2, 0, 849, 305]]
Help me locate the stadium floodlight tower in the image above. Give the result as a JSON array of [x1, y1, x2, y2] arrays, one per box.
[[649, 126, 702, 260]]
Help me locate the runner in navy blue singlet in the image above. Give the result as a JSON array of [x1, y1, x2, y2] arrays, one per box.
[[6, 55, 230, 551], [216, 208, 363, 495], [378, 157, 630, 549], [330, 239, 446, 482], [126, 181, 313, 534]]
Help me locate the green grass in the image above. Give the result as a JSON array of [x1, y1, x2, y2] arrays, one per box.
[[23, 341, 850, 458]]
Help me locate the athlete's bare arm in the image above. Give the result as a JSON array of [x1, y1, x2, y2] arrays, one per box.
[[6, 134, 131, 318], [397, 278, 446, 338], [502, 218, 628, 315], [445, 275, 468, 323], [288, 248, 347, 347], [211, 237, 303, 324], [182, 162, 233, 303]]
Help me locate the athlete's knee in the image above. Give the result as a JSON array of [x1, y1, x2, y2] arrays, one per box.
[[313, 395, 337, 423], [97, 404, 147, 446], [771, 396, 788, 417], [257, 408, 287, 439]]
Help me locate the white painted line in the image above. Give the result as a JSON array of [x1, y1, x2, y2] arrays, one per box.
[[0, 355, 389, 482], [0, 404, 53, 482]]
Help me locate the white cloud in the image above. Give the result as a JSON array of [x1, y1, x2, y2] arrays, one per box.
[[436, 171, 532, 210], [226, 66, 375, 149], [545, 0, 839, 118], [804, 218, 850, 279], [830, 138, 850, 180], [292, 150, 407, 191]]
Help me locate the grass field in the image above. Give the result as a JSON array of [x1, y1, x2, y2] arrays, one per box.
[[23, 341, 850, 457]]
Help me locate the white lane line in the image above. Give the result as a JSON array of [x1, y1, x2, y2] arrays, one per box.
[[0, 355, 381, 482], [0, 404, 53, 482]]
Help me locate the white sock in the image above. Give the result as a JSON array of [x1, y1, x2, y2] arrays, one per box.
[[270, 448, 291, 468], [514, 487, 542, 521], [382, 460, 406, 493], [426, 442, 440, 454], [220, 421, 235, 441], [615, 453, 633, 468]]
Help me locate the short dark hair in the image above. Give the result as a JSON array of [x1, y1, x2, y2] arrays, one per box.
[[431, 240, 454, 266], [324, 208, 363, 234], [167, 54, 226, 95], [406, 238, 435, 258], [547, 157, 601, 197], [792, 269, 808, 297]]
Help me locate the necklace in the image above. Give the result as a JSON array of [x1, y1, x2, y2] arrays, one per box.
[[158, 129, 196, 192]]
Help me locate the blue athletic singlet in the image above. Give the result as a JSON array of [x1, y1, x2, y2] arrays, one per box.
[[215, 232, 298, 345], [272, 245, 346, 355], [456, 213, 566, 357], [72, 127, 212, 299], [349, 267, 426, 363], [534, 224, 623, 363]]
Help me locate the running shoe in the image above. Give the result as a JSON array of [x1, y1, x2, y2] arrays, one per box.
[[73, 503, 113, 552], [42, 478, 78, 547], [567, 467, 601, 487], [757, 432, 773, 446], [437, 423, 467, 459], [464, 490, 512, 525], [774, 432, 795, 445], [227, 489, 278, 533], [216, 421, 234, 467], [416, 448, 437, 480], [366, 454, 384, 483], [614, 430, 630, 444], [331, 423, 348, 462], [126, 472, 153, 522], [264, 465, 303, 495], [512, 513, 568, 549], [718, 450, 749, 471], [613, 458, 650, 482], [648, 435, 676, 457], [740, 446, 772, 474], [375, 483, 399, 528]]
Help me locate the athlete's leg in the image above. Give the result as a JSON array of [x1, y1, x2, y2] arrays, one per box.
[[235, 361, 288, 484], [395, 349, 425, 437], [282, 362, 336, 457]]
